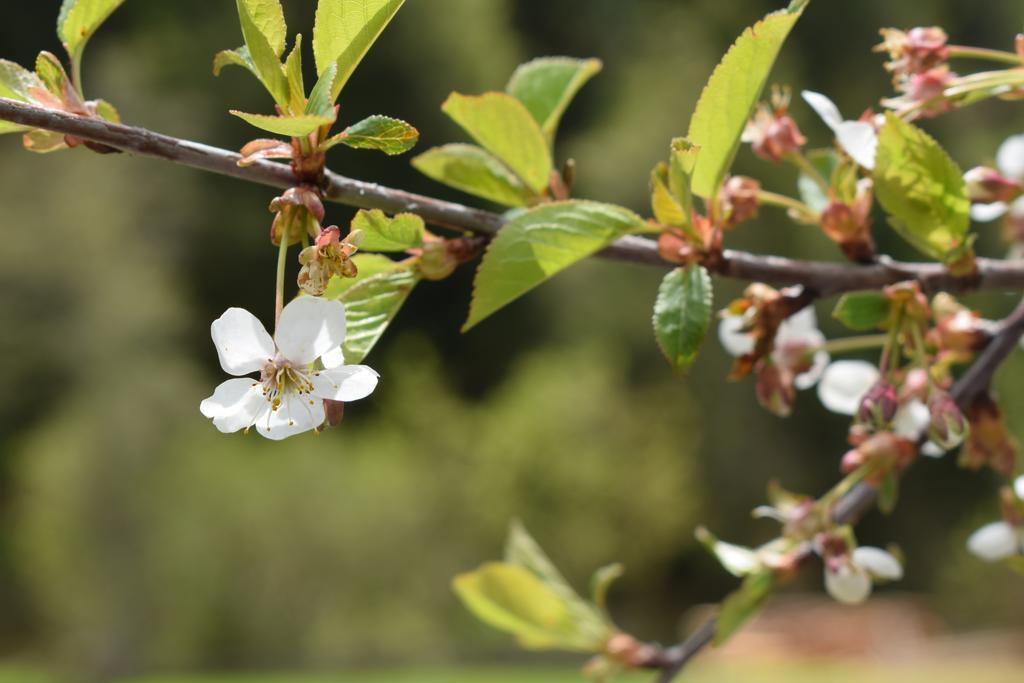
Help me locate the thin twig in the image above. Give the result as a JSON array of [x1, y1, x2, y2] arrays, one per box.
[[3, 98, 1024, 296], [651, 298, 1024, 683]]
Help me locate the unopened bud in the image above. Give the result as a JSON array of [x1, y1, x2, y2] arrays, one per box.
[[858, 382, 899, 425], [742, 107, 807, 163], [964, 166, 1023, 203], [417, 239, 459, 281], [928, 392, 969, 449], [719, 176, 761, 228], [269, 186, 325, 246], [756, 363, 796, 418]]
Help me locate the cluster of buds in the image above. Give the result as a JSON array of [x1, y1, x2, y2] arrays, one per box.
[[820, 178, 876, 263], [741, 87, 807, 163], [876, 28, 956, 119], [297, 226, 362, 296], [270, 186, 325, 246]]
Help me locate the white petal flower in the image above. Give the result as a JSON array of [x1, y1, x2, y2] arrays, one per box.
[[920, 441, 946, 458], [817, 360, 880, 415], [966, 521, 1021, 562], [825, 562, 872, 605], [718, 313, 756, 357], [852, 547, 903, 581], [201, 297, 379, 439], [996, 134, 1024, 181], [1015, 475, 1024, 501], [711, 540, 761, 578], [893, 399, 931, 440], [802, 91, 877, 170], [971, 201, 1009, 223]]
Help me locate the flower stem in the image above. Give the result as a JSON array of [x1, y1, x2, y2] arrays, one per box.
[[274, 237, 290, 332], [820, 334, 889, 355], [787, 151, 829, 195], [948, 45, 1023, 66], [758, 190, 818, 223]]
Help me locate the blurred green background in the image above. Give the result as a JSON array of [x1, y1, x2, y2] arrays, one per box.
[[1, 1, 1024, 681]]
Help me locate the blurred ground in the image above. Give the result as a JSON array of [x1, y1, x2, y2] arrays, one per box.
[[1, 0, 1024, 681]]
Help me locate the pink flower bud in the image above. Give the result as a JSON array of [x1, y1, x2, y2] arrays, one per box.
[[964, 166, 1023, 203], [719, 176, 761, 228], [742, 106, 806, 163], [858, 381, 899, 425], [928, 392, 969, 449]]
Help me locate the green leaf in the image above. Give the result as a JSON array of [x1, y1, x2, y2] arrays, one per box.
[[93, 98, 119, 123], [351, 209, 424, 252], [212, 47, 258, 79], [0, 59, 45, 102], [590, 563, 623, 615], [57, 0, 126, 61], [651, 163, 686, 226], [412, 144, 536, 207], [284, 35, 306, 114], [442, 92, 552, 194], [668, 138, 700, 229], [313, 0, 405, 102], [229, 111, 336, 137], [305, 62, 338, 118], [715, 570, 776, 646], [0, 120, 28, 135], [327, 115, 419, 156], [238, 0, 287, 56], [832, 291, 892, 331], [873, 113, 971, 262], [506, 57, 602, 146], [339, 267, 419, 364], [323, 254, 399, 298], [35, 52, 70, 98], [465, 201, 645, 331], [23, 129, 68, 154], [653, 265, 713, 373], [453, 563, 592, 651], [234, 0, 289, 106], [687, 6, 804, 198]]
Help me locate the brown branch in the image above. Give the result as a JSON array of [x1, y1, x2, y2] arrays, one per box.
[[651, 296, 1024, 683], [3, 98, 1024, 296]]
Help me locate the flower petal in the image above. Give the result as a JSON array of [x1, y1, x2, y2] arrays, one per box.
[[200, 378, 265, 433], [254, 390, 325, 441], [802, 90, 843, 130], [970, 202, 1009, 223], [777, 306, 819, 338], [817, 360, 880, 415], [835, 121, 877, 170], [853, 547, 903, 581], [712, 541, 761, 578], [825, 563, 872, 605], [321, 345, 346, 369], [313, 365, 380, 402], [996, 133, 1024, 180], [718, 314, 756, 357], [276, 296, 348, 365], [966, 521, 1020, 562], [795, 348, 830, 391], [893, 399, 931, 440], [211, 308, 275, 375], [1015, 476, 1024, 501], [920, 441, 946, 458]]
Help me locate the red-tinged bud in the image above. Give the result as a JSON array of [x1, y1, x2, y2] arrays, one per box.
[[657, 229, 694, 265], [269, 186, 325, 246], [928, 392, 969, 449], [900, 368, 931, 402], [756, 363, 796, 417], [742, 106, 807, 163], [964, 166, 1023, 203], [603, 633, 662, 668], [820, 179, 875, 263], [841, 447, 866, 474], [854, 432, 917, 473], [877, 27, 950, 78], [1017, 34, 1024, 63], [858, 381, 899, 425], [933, 308, 989, 353], [905, 66, 956, 119], [961, 394, 1019, 476], [718, 176, 761, 228]]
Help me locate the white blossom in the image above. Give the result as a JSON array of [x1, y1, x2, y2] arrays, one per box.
[[816, 360, 880, 415], [971, 134, 1024, 223], [801, 91, 878, 170], [1016, 475, 1024, 501], [200, 296, 379, 440], [966, 521, 1023, 563], [824, 546, 902, 605]]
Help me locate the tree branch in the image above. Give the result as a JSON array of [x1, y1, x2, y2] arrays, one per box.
[[651, 296, 1024, 683], [3, 98, 1024, 296]]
